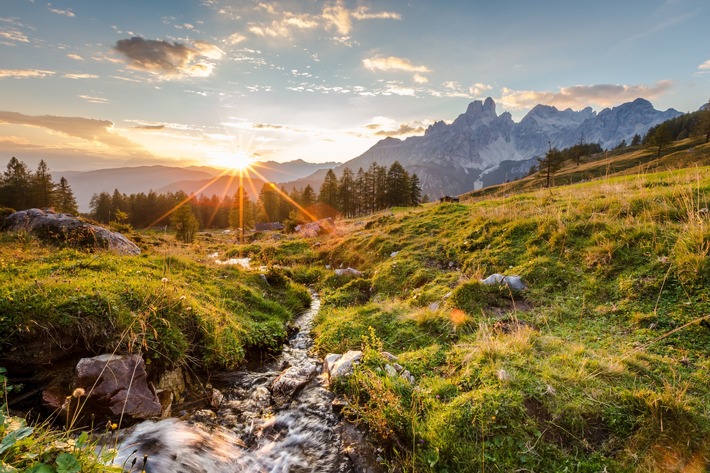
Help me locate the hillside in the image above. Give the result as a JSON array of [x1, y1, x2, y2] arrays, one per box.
[[2, 154, 710, 471]]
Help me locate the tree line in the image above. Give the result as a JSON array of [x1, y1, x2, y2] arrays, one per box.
[[0, 157, 78, 214], [86, 160, 421, 233]]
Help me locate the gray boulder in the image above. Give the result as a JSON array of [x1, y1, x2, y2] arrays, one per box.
[[325, 350, 362, 381], [75, 354, 161, 419], [2, 208, 140, 255], [481, 273, 526, 291]]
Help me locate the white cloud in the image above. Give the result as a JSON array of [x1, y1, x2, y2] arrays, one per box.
[[413, 73, 428, 84], [64, 73, 98, 79], [469, 82, 493, 95], [226, 32, 247, 45], [698, 59, 710, 70], [66, 53, 84, 60], [78, 95, 109, 103], [47, 5, 75, 17], [363, 56, 431, 73], [0, 69, 55, 79], [0, 29, 29, 43], [499, 81, 673, 109]]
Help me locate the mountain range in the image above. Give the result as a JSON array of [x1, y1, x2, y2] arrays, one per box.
[[60, 98, 682, 211], [284, 97, 682, 198], [62, 159, 338, 211]]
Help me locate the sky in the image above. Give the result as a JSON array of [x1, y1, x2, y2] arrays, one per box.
[[1, 0, 709, 173]]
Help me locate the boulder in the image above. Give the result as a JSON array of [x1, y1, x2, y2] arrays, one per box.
[[326, 350, 362, 380], [75, 354, 161, 419], [2, 208, 140, 255], [334, 267, 363, 277], [481, 273, 526, 291], [271, 361, 318, 401]]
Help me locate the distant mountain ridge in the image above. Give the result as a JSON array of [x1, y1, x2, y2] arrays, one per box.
[[63, 160, 338, 211], [287, 97, 681, 198]]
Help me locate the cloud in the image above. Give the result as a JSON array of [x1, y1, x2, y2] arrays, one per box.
[[698, 59, 710, 70], [0, 29, 29, 43], [226, 32, 247, 44], [352, 6, 401, 21], [65, 73, 98, 79], [363, 56, 431, 73], [373, 123, 425, 137], [413, 73, 428, 84], [66, 53, 84, 60], [238, 1, 400, 41], [0, 111, 150, 155], [47, 5, 75, 17], [499, 81, 673, 109], [363, 116, 428, 138], [249, 16, 319, 38], [0, 69, 55, 78], [470, 82, 493, 95], [78, 95, 109, 103], [113, 37, 224, 79]]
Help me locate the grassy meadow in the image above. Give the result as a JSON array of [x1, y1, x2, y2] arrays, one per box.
[[2, 140, 710, 472]]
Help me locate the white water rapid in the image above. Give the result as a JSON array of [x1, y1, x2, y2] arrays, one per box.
[[112, 294, 377, 473]]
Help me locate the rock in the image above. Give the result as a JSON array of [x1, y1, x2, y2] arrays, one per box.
[[2, 208, 140, 255], [392, 363, 404, 373], [380, 351, 398, 363], [497, 369, 511, 382], [295, 218, 335, 237], [323, 353, 343, 378], [481, 273, 526, 291], [384, 364, 398, 378], [390, 251, 399, 258], [335, 267, 363, 277], [271, 362, 318, 401], [428, 301, 440, 311], [155, 389, 173, 418], [210, 388, 225, 408], [75, 354, 161, 419], [328, 350, 363, 380], [401, 370, 415, 384], [156, 367, 186, 403]]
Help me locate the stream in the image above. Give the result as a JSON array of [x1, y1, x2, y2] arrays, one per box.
[[112, 293, 379, 473]]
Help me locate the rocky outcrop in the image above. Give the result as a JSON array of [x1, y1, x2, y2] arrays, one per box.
[[2, 208, 140, 255], [74, 354, 162, 419]]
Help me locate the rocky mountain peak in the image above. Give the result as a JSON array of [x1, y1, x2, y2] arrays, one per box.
[[465, 97, 497, 117]]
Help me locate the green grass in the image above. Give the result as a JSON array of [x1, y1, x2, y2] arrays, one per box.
[[311, 162, 710, 472], [3, 142, 710, 472]]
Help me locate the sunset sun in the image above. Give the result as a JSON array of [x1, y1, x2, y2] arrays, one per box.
[[209, 150, 253, 171]]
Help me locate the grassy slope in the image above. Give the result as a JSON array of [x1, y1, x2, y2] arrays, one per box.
[[308, 154, 710, 471], [0, 232, 311, 375]]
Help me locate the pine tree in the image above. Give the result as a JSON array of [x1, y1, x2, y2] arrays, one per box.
[[385, 161, 410, 207], [31, 160, 55, 208], [229, 186, 255, 231], [318, 169, 339, 217], [338, 167, 356, 217], [631, 134, 642, 146], [301, 184, 316, 209], [694, 100, 710, 143], [258, 182, 281, 222], [647, 123, 673, 158], [409, 173, 422, 206], [55, 177, 79, 214], [1, 157, 32, 210], [171, 204, 199, 243], [89, 191, 112, 223]]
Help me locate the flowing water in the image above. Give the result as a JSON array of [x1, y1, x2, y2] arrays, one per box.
[[112, 293, 378, 473]]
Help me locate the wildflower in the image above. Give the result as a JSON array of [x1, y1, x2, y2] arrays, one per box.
[[161, 277, 168, 283], [72, 387, 85, 398], [111, 423, 118, 430]]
